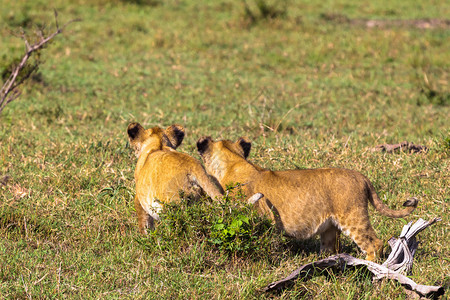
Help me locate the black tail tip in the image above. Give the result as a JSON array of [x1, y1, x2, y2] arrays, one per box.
[[403, 197, 419, 207]]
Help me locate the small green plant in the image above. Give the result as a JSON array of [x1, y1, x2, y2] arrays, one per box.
[[438, 133, 450, 154], [242, 0, 287, 25], [417, 72, 450, 106], [210, 215, 251, 249], [411, 55, 449, 107]]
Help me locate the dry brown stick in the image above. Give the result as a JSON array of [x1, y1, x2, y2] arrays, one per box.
[[321, 14, 450, 29], [0, 10, 80, 114], [371, 141, 428, 153]]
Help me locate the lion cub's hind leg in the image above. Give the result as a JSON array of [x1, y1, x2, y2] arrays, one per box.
[[134, 196, 155, 234], [319, 220, 341, 254], [335, 214, 383, 261]]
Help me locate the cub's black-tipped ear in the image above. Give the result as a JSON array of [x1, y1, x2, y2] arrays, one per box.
[[165, 124, 185, 149], [237, 137, 251, 159], [127, 122, 144, 140], [197, 136, 213, 155]]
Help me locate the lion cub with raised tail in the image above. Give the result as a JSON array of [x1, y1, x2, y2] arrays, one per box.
[[127, 123, 223, 234], [197, 137, 418, 261]]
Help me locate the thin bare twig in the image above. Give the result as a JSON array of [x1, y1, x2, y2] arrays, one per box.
[[0, 11, 80, 114]]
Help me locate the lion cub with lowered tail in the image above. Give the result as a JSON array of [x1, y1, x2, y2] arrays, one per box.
[[197, 137, 418, 261], [127, 123, 223, 234]]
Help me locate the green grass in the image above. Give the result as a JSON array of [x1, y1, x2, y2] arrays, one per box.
[[1, 0, 449, 298]]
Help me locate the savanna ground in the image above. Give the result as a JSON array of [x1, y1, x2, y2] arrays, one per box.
[[0, 0, 449, 298]]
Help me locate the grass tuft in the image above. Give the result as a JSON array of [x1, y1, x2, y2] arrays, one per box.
[[137, 186, 293, 265]]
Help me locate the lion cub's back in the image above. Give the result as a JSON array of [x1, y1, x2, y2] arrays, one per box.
[[251, 168, 369, 218], [254, 167, 366, 194], [136, 150, 202, 203]]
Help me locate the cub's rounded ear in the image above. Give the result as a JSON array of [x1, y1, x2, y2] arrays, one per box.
[[127, 122, 144, 140], [237, 137, 251, 159], [197, 136, 213, 155], [165, 124, 185, 149]]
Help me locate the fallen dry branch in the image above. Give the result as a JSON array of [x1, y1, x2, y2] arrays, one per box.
[[383, 218, 441, 275], [372, 141, 428, 153], [263, 253, 444, 298], [362, 19, 450, 29], [0, 10, 80, 114], [263, 218, 444, 299], [320, 14, 450, 29]]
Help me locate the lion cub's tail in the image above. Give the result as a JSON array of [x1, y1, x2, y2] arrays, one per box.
[[189, 166, 224, 200], [366, 178, 418, 218]]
